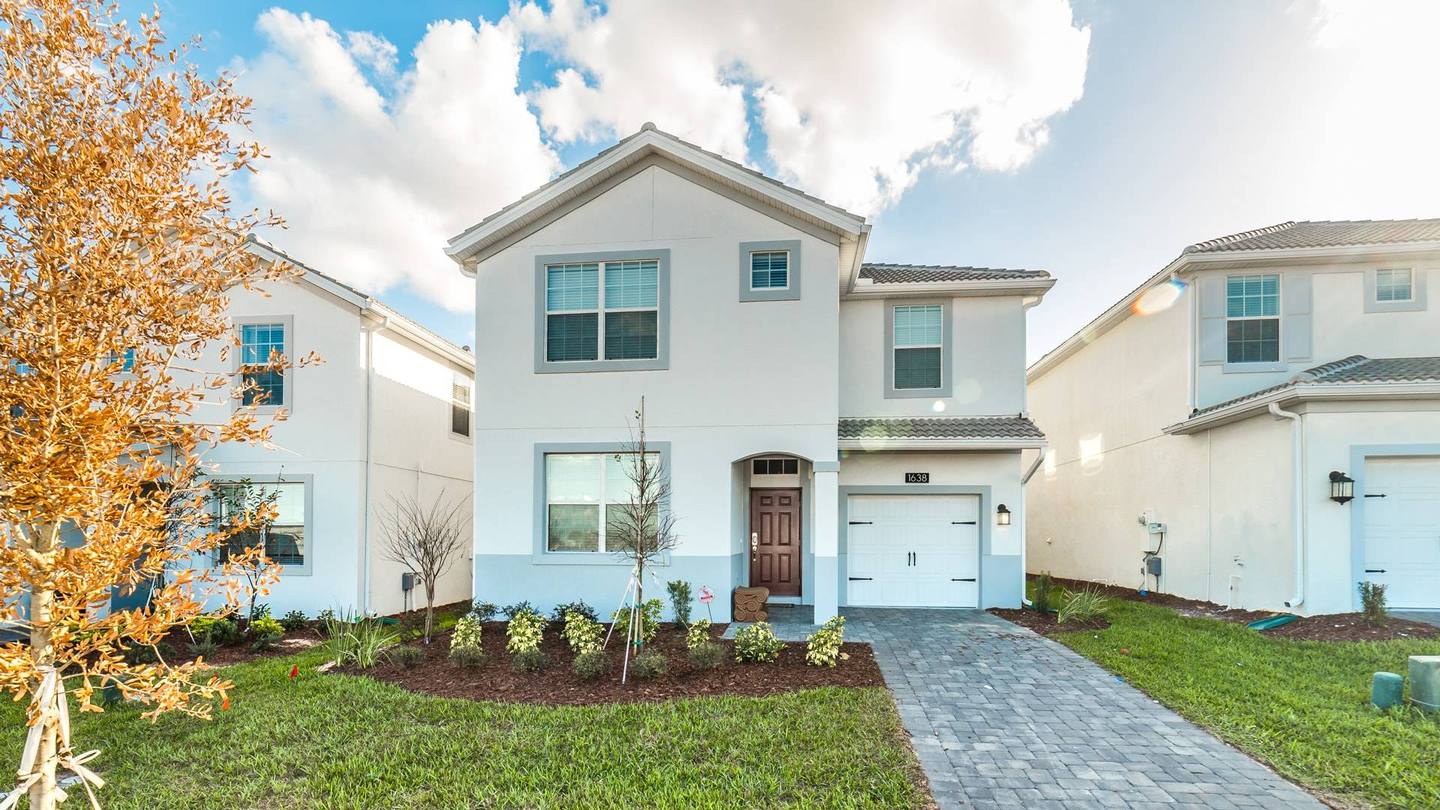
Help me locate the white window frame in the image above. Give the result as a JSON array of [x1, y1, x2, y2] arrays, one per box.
[[1364, 266, 1427, 313], [450, 377, 472, 439], [749, 250, 791, 291], [232, 315, 294, 414], [884, 300, 952, 398], [532, 442, 672, 564], [1224, 274, 1281, 365], [738, 240, 801, 302], [209, 474, 314, 576], [1375, 268, 1414, 302], [533, 250, 670, 373]]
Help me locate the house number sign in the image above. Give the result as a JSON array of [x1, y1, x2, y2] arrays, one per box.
[[904, 472, 930, 484]]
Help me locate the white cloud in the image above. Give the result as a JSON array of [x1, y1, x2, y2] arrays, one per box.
[[236, 10, 559, 312], [514, 0, 1091, 214]]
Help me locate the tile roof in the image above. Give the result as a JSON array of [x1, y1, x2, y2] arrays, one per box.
[[1184, 219, 1440, 254], [1193, 355, 1440, 416], [859, 264, 1050, 284], [838, 416, 1045, 442]]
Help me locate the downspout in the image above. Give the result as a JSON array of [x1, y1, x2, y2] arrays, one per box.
[[1268, 403, 1305, 609], [1018, 445, 1048, 607], [360, 315, 388, 615]]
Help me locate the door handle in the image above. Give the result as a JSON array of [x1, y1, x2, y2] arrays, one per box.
[[951, 578, 977, 582], [751, 532, 758, 553], [848, 577, 873, 581], [1365, 568, 1386, 573]]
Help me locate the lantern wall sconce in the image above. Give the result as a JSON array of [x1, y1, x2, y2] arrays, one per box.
[[1329, 471, 1355, 504], [996, 504, 1012, 526]]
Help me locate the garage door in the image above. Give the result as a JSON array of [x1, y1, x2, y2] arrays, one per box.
[[846, 495, 980, 608], [1363, 457, 1440, 609]]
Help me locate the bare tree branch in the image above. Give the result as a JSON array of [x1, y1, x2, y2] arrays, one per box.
[[379, 493, 469, 643]]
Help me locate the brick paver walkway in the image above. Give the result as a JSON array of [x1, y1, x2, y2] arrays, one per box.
[[738, 607, 1324, 809]]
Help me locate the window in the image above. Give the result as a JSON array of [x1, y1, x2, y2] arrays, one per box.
[[892, 304, 944, 389], [105, 348, 135, 372], [1376, 269, 1413, 302], [239, 322, 286, 406], [544, 259, 658, 363], [213, 480, 306, 567], [752, 458, 798, 475], [451, 380, 471, 438], [750, 251, 789, 290], [1225, 274, 1279, 363], [544, 452, 658, 553]]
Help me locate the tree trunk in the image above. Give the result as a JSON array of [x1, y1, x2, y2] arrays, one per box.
[[423, 580, 436, 644], [28, 581, 58, 810]]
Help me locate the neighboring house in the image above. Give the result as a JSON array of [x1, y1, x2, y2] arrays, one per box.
[[1027, 220, 1440, 616], [445, 125, 1051, 623], [173, 239, 476, 617]]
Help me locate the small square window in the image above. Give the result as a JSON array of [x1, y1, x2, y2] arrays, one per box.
[[750, 251, 789, 290], [1376, 269, 1413, 302]]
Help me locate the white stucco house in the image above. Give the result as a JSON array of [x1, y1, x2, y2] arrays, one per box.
[[164, 240, 477, 617], [445, 125, 1051, 623], [1027, 219, 1440, 616]]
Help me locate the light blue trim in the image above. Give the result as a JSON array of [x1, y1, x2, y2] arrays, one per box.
[[533, 250, 671, 374], [474, 553, 735, 622], [836, 485, 1016, 608], [738, 240, 801, 302], [883, 299, 953, 399], [533, 441, 673, 565], [1364, 266, 1428, 313], [813, 460, 840, 473], [1347, 443, 1440, 610]]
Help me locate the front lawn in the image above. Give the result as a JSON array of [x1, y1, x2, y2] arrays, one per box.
[[1052, 598, 1440, 809], [0, 649, 927, 809]]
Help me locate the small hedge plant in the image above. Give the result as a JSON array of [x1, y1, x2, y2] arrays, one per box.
[[733, 622, 783, 663], [551, 600, 597, 625], [191, 615, 239, 646], [611, 598, 663, 645], [685, 619, 712, 650], [562, 610, 604, 655], [278, 610, 308, 632], [387, 645, 424, 668], [506, 610, 546, 672], [249, 616, 285, 651], [805, 616, 846, 668], [1057, 586, 1111, 624], [469, 601, 499, 622], [665, 580, 692, 626], [1359, 581, 1388, 625], [629, 649, 668, 680], [573, 649, 610, 680], [449, 615, 485, 666], [1031, 572, 1056, 613]]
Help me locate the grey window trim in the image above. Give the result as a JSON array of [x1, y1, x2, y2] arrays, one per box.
[[1222, 273, 1282, 372], [208, 473, 314, 576], [534, 250, 670, 373], [1364, 266, 1427, 313], [884, 298, 952, 399], [532, 441, 673, 565], [738, 240, 801, 302], [231, 315, 295, 415]]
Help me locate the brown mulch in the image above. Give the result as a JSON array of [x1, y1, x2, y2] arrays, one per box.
[[346, 623, 884, 705], [994, 577, 1440, 642], [164, 626, 324, 667], [989, 608, 1108, 636]]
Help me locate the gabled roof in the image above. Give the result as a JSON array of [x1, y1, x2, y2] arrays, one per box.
[[1185, 219, 1440, 254], [859, 264, 1050, 284], [444, 123, 868, 272], [1167, 355, 1440, 433], [838, 415, 1045, 449]]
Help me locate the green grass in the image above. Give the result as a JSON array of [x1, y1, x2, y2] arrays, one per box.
[[1051, 598, 1440, 809], [0, 649, 926, 809]]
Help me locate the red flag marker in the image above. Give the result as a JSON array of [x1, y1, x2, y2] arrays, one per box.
[[289, 664, 299, 681]]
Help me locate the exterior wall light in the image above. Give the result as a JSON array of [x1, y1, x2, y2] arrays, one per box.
[[996, 504, 1012, 526], [1329, 471, 1355, 504]]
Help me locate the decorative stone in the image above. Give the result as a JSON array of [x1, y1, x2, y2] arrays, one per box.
[[1409, 655, 1440, 711], [1370, 671, 1404, 710]]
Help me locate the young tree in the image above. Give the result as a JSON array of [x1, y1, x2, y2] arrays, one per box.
[[379, 492, 469, 643], [608, 398, 679, 656], [214, 478, 283, 624], [0, 2, 295, 806]]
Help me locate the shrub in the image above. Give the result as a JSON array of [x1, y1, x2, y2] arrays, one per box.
[[279, 610, 309, 632], [248, 616, 285, 651], [387, 645, 424, 669], [469, 601, 499, 622], [511, 648, 548, 673], [451, 615, 483, 654], [249, 603, 271, 622], [629, 649, 669, 680], [315, 608, 336, 626], [573, 649, 611, 680], [805, 616, 846, 668], [562, 611, 605, 655], [611, 598, 663, 645], [1359, 581, 1388, 625], [506, 611, 545, 655], [191, 615, 239, 646], [324, 613, 399, 668], [501, 601, 538, 621], [449, 647, 488, 668], [1057, 586, 1111, 624], [665, 580, 692, 626], [122, 642, 168, 666], [551, 600, 597, 625], [686, 618, 712, 650], [687, 641, 725, 670], [1032, 572, 1056, 613], [187, 639, 219, 660], [733, 622, 784, 663]]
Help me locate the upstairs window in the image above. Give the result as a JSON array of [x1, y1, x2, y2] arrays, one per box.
[[451, 379, 472, 438], [1375, 268, 1413, 302], [1225, 274, 1279, 363], [892, 304, 944, 390], [749, 250, 789, 290], [239, 322, 287, 406], [544, 259, 658, 363]]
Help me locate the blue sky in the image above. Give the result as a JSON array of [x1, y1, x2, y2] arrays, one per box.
[[134, 1, 1439, 362]]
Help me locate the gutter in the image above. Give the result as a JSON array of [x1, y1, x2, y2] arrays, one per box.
[[360, 314, 389, 615], [1268, 403, 1305, 609], [1021, 445, 1048, 484], [845, 277, 1054, 300], [837, 438, 1046, 451], [1165, 382, 1440, 434]]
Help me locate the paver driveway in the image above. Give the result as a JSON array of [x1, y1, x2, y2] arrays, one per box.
[[749, 608, 1325, 809]]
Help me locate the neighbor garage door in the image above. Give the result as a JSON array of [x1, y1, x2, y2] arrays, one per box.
[[846, 495, 980, 608], [1363, 456, 1440, 609]]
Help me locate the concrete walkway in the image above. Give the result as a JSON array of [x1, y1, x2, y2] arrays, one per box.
[[1394, 610, 1440, 628], [736, 607, 1324, 809]]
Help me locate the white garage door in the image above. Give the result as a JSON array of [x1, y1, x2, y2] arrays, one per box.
[[846, 495, 980, 608], [1363, 456, 1440, 609]]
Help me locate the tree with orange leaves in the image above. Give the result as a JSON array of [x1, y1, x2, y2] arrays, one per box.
[[0, 1, 295, 806]]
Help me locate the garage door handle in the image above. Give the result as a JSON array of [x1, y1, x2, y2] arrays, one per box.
[[1364, 493, 1387, 498], [952, 521, 977, 525], [951, 578, 977, 582], [1365, 568, 1386, 574], [848, 577, 873, 581], [848, 521, 873, 525]]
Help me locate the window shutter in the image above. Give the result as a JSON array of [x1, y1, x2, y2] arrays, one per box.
[[1283, 273, 1312, 362], [1196, 275, 1226, 364]]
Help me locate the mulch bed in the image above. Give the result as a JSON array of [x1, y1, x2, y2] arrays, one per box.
[[347, 622, 884, 705], [995, 577, 1440, 641], [989, 608, 1108, 636]]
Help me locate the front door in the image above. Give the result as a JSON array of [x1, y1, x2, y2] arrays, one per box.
[[750, 488, 802, 596]]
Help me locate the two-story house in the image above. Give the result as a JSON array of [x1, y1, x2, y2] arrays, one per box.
[[446, 125, 1050, 623], [172, 239, 477, 617], [1027, 220, 1440, 616]]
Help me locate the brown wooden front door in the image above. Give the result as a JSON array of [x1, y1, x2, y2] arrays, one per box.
[[750, 488, 802, 596]]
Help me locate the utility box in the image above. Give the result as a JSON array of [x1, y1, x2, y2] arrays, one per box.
[[401, 572, 416, 593], [1411, 656, 1440, 712], [1145, 556, 1163, 577]]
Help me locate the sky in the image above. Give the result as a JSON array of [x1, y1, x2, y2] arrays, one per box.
[[132, 0, 1440, 362]]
